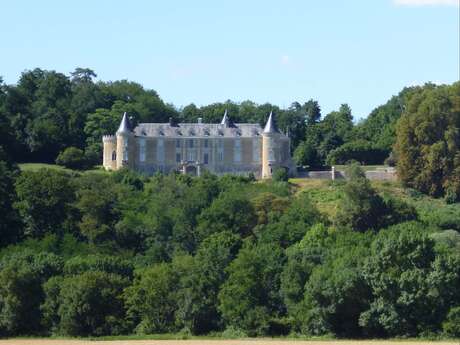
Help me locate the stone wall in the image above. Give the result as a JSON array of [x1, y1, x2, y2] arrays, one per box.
[[298, 168, 397, 181]]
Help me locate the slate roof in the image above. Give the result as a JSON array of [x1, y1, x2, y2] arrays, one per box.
[[116, 112, 131, 134], [134, 122, 263, 138], [263, 111, 278, 134]]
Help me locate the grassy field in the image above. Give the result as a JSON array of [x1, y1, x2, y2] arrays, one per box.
[[289, 177, 460, 227], [18, 163, 105, 174], [0, 340, 458, 345]]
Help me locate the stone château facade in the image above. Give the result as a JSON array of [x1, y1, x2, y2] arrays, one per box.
[[102, 111, 295, 179]]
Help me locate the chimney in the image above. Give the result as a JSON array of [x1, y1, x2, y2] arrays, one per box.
[[198, 117, 202, 124]]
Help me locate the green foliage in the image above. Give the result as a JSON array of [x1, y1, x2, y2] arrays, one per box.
[[197, 190, 256, 240], [326, 140, 388, 165], [175, 231, 242, 334], [280, 224, 333, 323], [63, 255, 134, 277], [293, 139, 318, 167], [0, 158, 21, 246], [300, 231, 372, 337], [0, 251, 62, 336], [257, 192, 323, 247], [14, 169, 76, 237], [74, 173, 121, 243], [360, 222, 460, 337], [443, 306, 460, 337], [272, 167, 289, 182], [124, 256, 193, 334], [43, 271, 130, 336], [355, 86, 419, 151], [395, 82, 460, 199], [218, 243, 285, 336], [55, 146, 91, 170], [335, 164, 416, 231]]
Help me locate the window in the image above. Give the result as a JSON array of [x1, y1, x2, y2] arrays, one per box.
[[111, 151, 116, 161], [157, 138, 164, 162], [176, 139, 181, 148], [268, 146, 275, 162], [176, 153, 181, 163], [218, 151, 223, 161], [139, 139, 146, 162], [204, 139, 209, 148], [234, 139, 241, 162], [253, 138, 260, 162], [217, 139, 224, 162], [188, 139, 194, 148], [204, 152, 209, 164], [123, 141, 128, 161], [187, 150, 196, 162]]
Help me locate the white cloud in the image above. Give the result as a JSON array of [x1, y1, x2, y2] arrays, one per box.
[[393, 0, 459, 6]]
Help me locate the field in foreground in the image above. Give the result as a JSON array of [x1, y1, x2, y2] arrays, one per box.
[[0, 341, 459, 345]]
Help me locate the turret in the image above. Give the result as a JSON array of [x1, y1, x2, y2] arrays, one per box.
[[262, 111, 280, 179], [102, 135, 117, 170], [116, 112, 133, 169], [220, 109, 230, 127]]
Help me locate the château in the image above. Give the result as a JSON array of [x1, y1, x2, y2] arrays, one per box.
[[102, 111, 295, 178]]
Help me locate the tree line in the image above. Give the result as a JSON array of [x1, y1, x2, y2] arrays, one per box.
[[2, 67, 456, 171], [0, 68, 459, 338], [0, 161, 459, 338]]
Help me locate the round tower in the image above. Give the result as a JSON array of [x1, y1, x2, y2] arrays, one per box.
[[116, 112, 133, 170], [262, 111, 279, 179], [102, 135, 117, 170]]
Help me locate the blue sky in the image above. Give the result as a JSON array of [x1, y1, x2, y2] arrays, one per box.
[[1, 0, 459, 120]]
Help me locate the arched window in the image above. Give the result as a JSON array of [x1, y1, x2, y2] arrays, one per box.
[[112, 151, 116, 161]]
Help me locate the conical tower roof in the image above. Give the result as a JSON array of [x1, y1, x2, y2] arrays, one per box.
[[220, 109, 229, 126], [116, 112, 131, 134], [263, 111, 278, 133]]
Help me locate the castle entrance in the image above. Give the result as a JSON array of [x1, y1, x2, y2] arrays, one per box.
[[180, 162, 202, 176], [185, 165, 197, 176]]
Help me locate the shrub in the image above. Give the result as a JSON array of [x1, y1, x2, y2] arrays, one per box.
[[0, 251, 62, 336], [444, 189, 458, 204], [443, 306, 460, 337], [326, 140, 388, 165], [43, 271, 130, 336], [272, 167, 289, 182], [55, 147, 89, 170], [221, 326, 248, 338], [384, 152, 397, 167]]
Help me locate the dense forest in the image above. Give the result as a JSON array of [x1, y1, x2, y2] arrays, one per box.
[[0, 68, 459, 339], [2, 67, 457, 170]]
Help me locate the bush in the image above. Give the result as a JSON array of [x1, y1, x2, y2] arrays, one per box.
[[272, 167, 289, 182], [444, 189, 458, 204], [326, 140, 388, 165], [55, 147, 90, 170], [221, 326, 248, 338], [443, 306, 460, 337], [43, 271, 129, 336], [0, 251, 63, 336], [384, 152, 397, 167]]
